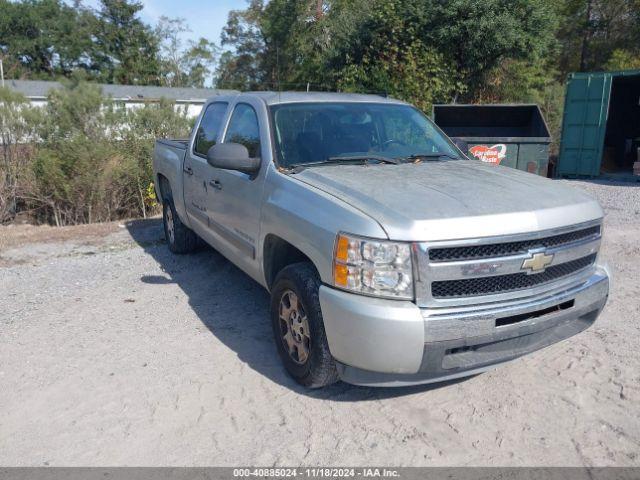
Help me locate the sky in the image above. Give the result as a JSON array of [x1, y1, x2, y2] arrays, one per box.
[[79, 0, 239, 45]]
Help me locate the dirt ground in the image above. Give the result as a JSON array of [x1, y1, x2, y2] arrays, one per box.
[[1, 180, 639, 467]]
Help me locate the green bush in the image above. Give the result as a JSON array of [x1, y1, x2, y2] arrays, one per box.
[[475, 60, 565, 154], [337, 40, 463, 113], [604, 50, 640, 71], [0, 87, 41, 223], [1, 78, 192, 225], [117, 98, 192, 218]]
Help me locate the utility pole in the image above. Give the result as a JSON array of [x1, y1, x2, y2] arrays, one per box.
[[0, 58, 4, 88]]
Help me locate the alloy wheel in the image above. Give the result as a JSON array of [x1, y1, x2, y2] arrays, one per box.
[[278, 290, 311, 364], [165, 206, 175, 244]]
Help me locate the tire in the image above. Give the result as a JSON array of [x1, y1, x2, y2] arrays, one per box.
[[162, 195, 199, 254], [270, 262, 339, 388]]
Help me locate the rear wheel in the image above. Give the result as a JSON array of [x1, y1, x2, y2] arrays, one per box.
[[162, 195, 198, 254], [270, 263, 339, 388]]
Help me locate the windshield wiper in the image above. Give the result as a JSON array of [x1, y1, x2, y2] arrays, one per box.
[[403, 152, 460, 161], [327, 155, 400, 165], [288, 154, 399, 172]]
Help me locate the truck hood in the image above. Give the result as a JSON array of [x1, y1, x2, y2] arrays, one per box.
[[293, 160, 603, 241]]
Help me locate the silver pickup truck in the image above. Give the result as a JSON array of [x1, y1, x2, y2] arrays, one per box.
[[153, 92, 609, 388]]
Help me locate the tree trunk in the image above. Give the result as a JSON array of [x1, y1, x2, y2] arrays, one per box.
[[580, 0, 593, 71]]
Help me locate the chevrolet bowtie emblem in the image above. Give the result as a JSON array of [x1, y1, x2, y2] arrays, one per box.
[[521, 251, 554, 274]]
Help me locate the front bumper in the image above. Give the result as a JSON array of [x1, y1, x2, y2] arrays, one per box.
[[319, 266, 609, 387]]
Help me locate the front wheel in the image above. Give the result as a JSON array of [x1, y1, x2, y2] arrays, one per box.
[[270, 263, 339, 388]]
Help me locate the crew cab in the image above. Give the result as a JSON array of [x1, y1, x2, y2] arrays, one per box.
[[153, 92, 609, 388]]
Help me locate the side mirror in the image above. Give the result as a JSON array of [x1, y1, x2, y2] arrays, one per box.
[[206, 143, 261, 175]]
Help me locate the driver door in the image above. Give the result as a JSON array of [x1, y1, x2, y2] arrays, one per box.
[[203, 100, 265, 275]]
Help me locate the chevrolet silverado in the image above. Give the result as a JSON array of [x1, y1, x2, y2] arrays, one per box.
[[152, 92, 609, 388]]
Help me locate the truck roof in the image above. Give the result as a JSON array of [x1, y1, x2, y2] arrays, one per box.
[[211, 91, 407, 106]]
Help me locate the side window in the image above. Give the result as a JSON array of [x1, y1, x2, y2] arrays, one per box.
[[224, 103, 261, 158], [194, 102, 228, 156]]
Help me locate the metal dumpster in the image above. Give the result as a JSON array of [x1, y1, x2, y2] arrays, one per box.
[[557, 69, 640, 177], [433, 104, 551, 176]]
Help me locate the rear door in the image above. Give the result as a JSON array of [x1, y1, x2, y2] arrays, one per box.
[[183, 101, 229, 231], [558, 73, 612, 177]]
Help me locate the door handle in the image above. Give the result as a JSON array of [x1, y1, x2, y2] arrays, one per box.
[[209, 179, 222, 190], [184, 166, 193, 176]]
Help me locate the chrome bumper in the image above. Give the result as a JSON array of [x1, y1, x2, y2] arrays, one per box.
[[319, 266, 609, 387]]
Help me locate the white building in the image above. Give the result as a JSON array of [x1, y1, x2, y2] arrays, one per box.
[[4, 79, 237, 117]]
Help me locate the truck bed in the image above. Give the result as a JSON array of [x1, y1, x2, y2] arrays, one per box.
[[153, 139, 190, 209]]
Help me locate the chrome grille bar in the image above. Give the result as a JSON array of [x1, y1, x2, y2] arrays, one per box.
[[431, 253, 596, 298], [414, 220, 602, 308], [428, 225, 600, 262]]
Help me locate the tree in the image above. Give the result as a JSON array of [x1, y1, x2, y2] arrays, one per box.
[[216, 0, 267, 90], [155, 17, 218, 88], [0, 0, 163, 84], [217, 0, 559, 108], [216, 0, 376, 90], [183, 38, 218, 87], [0, 0, 96, 79], [93, 0, 161, 84], [330, 0, 464, 109], [421, 0, 558, 97], [556, 0, 640, 76]]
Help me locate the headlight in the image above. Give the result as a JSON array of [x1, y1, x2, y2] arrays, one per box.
[[333, 233, 414, 300]]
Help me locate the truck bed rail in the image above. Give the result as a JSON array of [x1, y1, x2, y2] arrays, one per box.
[[156, 139, 189, 149]]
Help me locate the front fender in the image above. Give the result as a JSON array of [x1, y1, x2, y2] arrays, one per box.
[[259, 168, 387, 285]]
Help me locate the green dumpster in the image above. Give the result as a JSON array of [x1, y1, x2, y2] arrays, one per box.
[[557, 69, 640, 178], [432, 104, 551, 176]]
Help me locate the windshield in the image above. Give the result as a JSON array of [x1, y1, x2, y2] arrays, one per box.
[[269, 102, 462, 167]]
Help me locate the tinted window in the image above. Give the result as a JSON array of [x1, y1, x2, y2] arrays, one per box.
[[194, 102, 228, 156], [224, 103, 261, 158]]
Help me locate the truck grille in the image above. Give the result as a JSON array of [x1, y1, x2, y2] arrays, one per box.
[[431, 254, 597, 298], [429, 225, 600, 262], [415, 222, 602, 307]]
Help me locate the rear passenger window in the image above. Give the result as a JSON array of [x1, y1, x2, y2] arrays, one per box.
[[224, 103, 261, 158], [194, 102, 228, 156]]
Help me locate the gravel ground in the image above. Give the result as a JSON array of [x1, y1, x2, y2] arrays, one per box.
[[1, 179, 639, 467]]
